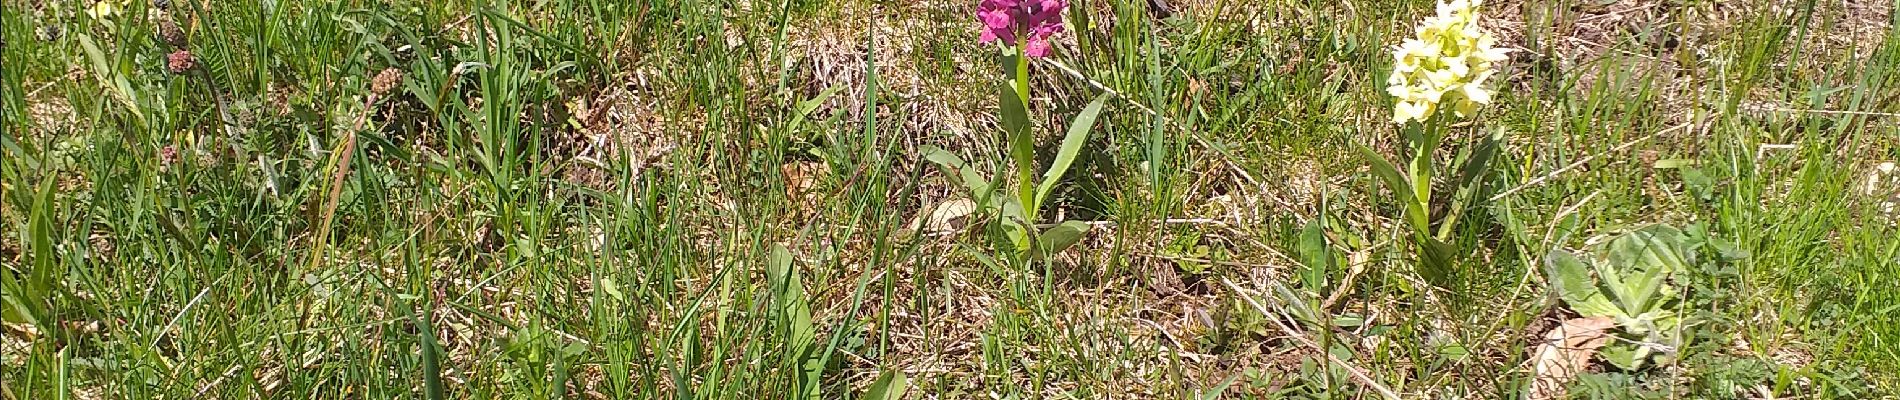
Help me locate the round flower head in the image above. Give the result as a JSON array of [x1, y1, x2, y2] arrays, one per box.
[[1386, 0, 1511, 124], [159, 145, 180, 166], [371, 68, 405, 97], [977, 0, 1068, 57], [166, 50, 197, 74], [157, 17, 187, 49]]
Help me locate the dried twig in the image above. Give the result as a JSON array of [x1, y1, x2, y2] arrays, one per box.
[[305, 74, 398, 271], [1773, 108, 1900, 118]]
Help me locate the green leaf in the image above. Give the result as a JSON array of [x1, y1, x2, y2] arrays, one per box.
[[920, 145, 996, 208], [790, 84, 848, 131], [1408, 148, 1434, 210], [1438, 128, 1502, 239], [1680, 167, 1717, 201], [767, 244, 820, 399], [1331, 315, 1366, 328], [1610, 225, 1692, 275], [1434, 341, 1471, 361], [766, 245, 814, 349], [1415, 235, 1458, 289], [1706, 236, 1749, 261], [1544, 249, 1625, 318], [1270, 282, 1319, 324], [1604, 226, 1690, 312], [1598, 342, 1648, 371], [1198, 371, 1243, 400], [1543, 249, 1593, 300], [1035, 220, 1091, 258], [861, 370, 909, 400], [859, 28, 880, 161], [77, 34, 144, 123], [919, 145, 965, 171], [1034, 92, 1112, 209], [27, 176, 57, 303], [1, 274, 44, 329], [1297, 219, 1333, 292], [600, 277, 625, 302], [1356, 144, 1428, 234], [998, 78, 1034, 172], [997, 193, 1031, 229], [1452, 128, 1504, 190], [1650, 159, 1700, 169]]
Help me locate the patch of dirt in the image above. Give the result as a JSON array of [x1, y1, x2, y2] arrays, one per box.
[[554, 72, 682, 192], [25, 90, 77, 138], [778, 1, 993, 145], [1491, 0, 1893, 127]]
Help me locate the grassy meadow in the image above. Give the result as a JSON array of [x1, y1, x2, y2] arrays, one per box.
[[2, 0, 1898, 398]]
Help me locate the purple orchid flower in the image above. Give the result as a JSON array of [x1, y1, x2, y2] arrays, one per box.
[[978, 0, 1068, 57]]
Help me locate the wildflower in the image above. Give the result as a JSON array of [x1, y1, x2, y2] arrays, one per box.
[[977, 0, 1068, 58], [1386, 0, 1511, 124], [166, 50, 196, 74], [370, 68, 404, 97], [156, 17, 187, 49], [86, 1, 117, 20], [159, 145, 179, 167]]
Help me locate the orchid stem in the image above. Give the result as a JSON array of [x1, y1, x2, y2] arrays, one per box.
[[1012, 46, 1037, 223]]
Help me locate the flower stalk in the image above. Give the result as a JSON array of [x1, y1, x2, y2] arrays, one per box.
[[1363, 0, 1511, 287], [1006, 47, 1038, 221], [919, 0, 1109, 264]]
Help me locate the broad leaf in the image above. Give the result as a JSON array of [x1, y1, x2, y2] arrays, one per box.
[[998, 211, 1032, 257], [1452, 127, 1504, 190], [765, 245, 814, 350], [767, 244, 821, 400], [1036, 220, 1091, 258], [27, 177, 57, 305], [1609, 225, 1691, 275], [78, 34, 145, 123], [1604, 226, 1689, 312], [1271, 282, 1320, 324], [1, 274, 43, 329], [861, 370, 909, 400], [920, 145, 995, 208], [998, 79, 1034, 177], [1034, 93, 1112, 209], [1297, 219, 1333, 292], [1598, 342, 1651, 371], [1415, 234, 1458, 289], [1356, 144, 1428, 234], [1198, 371, 1242, 400], [1543, 249, 1625, 319], [1438, 128, 1503, 238]]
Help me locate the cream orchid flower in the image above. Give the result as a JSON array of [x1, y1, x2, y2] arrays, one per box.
[[1387, 0, 1511, 124], [87, 1, 117, 20]]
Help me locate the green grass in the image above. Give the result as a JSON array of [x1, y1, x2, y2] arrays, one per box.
[[3, 0, 1897, 398]]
